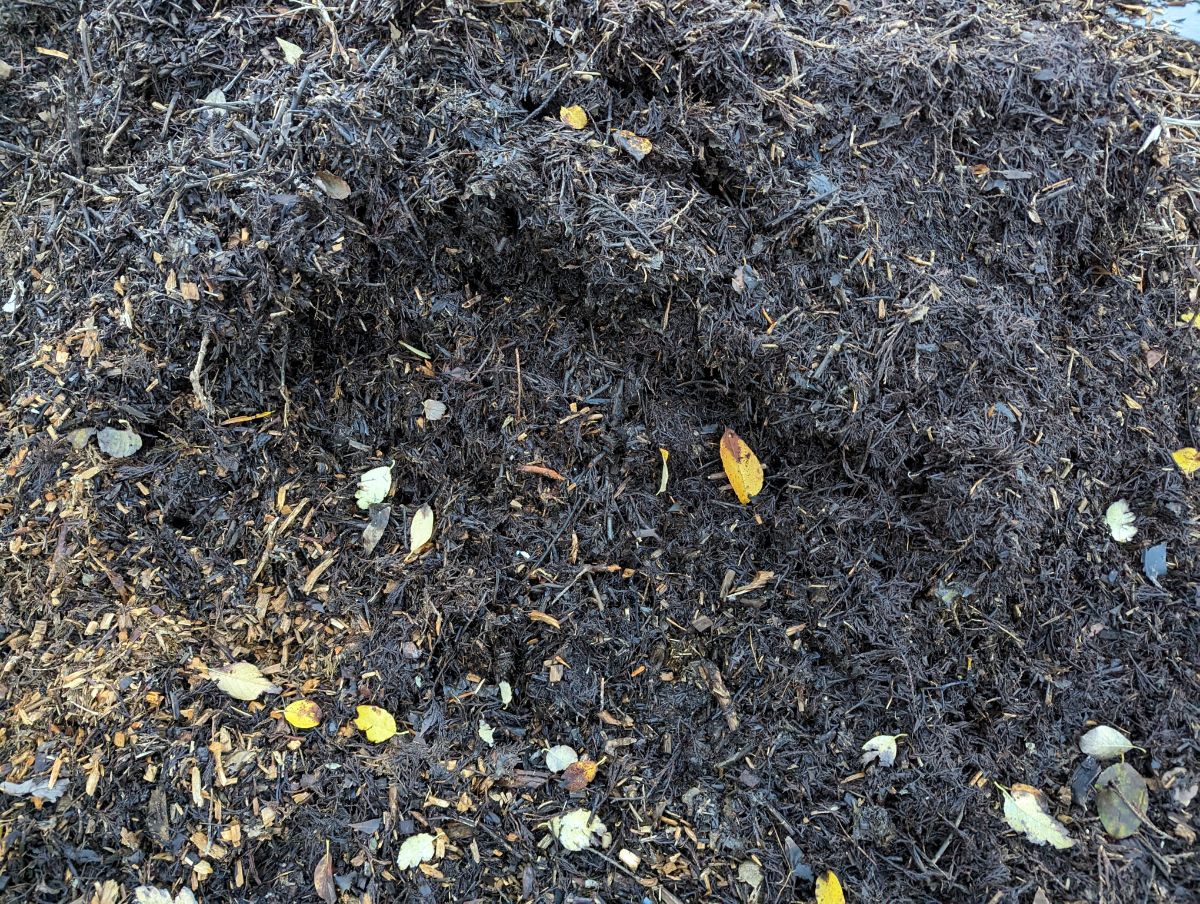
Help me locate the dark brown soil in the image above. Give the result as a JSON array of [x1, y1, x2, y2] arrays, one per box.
[[1, 1, 1198, 903]]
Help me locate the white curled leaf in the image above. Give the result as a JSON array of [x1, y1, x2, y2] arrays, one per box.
[[423, 399, 447, 421], [1104, 500, 1137, 543], [1000, 784, 1074, 849], [861, 734, 898, 767], [498, 680, 513, 706], [410, 503, 434, 553], [478, 718, 495, 746], [396, 832, 436, 869], [1079, 725, 1134, 761], [210, 662, 280, 702], [97, 426, 142, 458], [550, 809, 609, 851], [546, 745, 579, 773], [355, 464, 392, 510]]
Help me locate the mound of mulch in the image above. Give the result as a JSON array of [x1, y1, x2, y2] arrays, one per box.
[[1, 1, 1198, 901]]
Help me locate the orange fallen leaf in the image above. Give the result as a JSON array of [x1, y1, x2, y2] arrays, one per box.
[[719, 428, 763, 504], [562, 757, 598, 792]]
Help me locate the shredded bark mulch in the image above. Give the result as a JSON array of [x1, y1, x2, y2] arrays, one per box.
[[1, 1, 1198, 902]]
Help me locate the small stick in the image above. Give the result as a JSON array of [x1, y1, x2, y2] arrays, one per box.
[[514, 347, 523, 421], [190, 331, 214, 416]]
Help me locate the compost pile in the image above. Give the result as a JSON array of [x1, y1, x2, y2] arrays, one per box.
[[1, 0, 1198, 901]]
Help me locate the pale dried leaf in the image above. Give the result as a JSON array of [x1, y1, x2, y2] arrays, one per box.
[[423, 399, 447, 421], [478, 718, 495, 746], [315, 170, 351, 200], [737, 860, 763, 890], [1104, 500, 1137, 543], [546, 745, 579, 773], [133, 889, 173, 904], [397, 832, 436, 869], [276, 37, 303, 64], [355, 465, 392, 509], [550, 809, 609, 851], [410, 503, 434, 553], [97, 426, 142, 459], [1000, 784, 1074, 849], [211, 662, 280, 702], [861, 734, 898, 767], [1079, 725, 1133, 760], [0, 778, 69, 801]]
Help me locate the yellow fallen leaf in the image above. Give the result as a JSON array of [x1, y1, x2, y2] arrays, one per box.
[[211, 662, 280, 702], [612, 129, 653, 161], [815, 870, 845, 904], [284, 699, 322, 729], [657, 448, 669, 495], [410, 503, 434, 553], [354, 705, 397, 743], [1178, 311, 1198, 328], [719, 428, 763, 504], [559, 105, 588, 129], [1172, 447, 1200, 476]]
